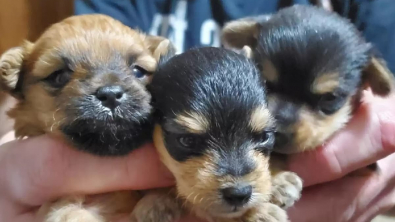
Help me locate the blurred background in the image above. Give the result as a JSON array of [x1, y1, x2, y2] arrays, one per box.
[[0, 0, 73, 137]]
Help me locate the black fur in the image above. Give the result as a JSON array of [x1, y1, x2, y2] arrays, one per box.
[[150, 47, 274, 176], [249, 5, 373, 150]]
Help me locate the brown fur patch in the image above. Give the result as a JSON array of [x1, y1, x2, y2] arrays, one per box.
[[38, 191, 140, 222], [363, 57, 394, 96], [131, 188, 182, 222], [261, 59, 279, 84], [249, 106, 273, 132], [153, 124, 272, 219], [311, 72, 339, 94], [293, 98, 352, 152], [174, 112, 209, 134], [221, 20, 259, 49]]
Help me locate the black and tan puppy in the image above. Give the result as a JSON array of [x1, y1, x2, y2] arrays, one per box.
[[0, 14, 174, 222], [222, 5, 394, 208], [131, 47, 289, 222]]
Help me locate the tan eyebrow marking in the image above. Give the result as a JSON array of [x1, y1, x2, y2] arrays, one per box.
[[174, 112, 209, 134], [311, 72, 339, 94]]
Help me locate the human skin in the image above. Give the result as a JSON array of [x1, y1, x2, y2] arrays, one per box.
[[0, 90, 394, 222]]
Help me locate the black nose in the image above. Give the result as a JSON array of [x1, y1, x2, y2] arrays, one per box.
[[221, 185, 252, 206], [96, 85, 125, 109]]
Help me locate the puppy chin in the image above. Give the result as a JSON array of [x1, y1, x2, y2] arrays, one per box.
[[207, 205, 249, 219], [61, 113, 153, 156]]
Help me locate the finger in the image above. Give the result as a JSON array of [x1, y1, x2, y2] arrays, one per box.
[[288, 154, 395, 222], [0, 130, 15, 145], [288, 91, 395, 186], [0, 135, 174, 208]]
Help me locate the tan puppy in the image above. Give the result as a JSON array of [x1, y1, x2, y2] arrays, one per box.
[[0, 14, 174, 222]]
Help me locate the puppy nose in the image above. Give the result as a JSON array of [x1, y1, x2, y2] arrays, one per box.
[[96, 85, 125, 109], [221, 185, 252, 206]]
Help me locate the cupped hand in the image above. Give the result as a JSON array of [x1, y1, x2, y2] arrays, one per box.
[[0, 135, 174, 222], [287, 90, 395, 221]]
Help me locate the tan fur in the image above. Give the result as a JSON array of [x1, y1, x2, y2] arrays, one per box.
[[221, 20, 260, 49], [249, 106, 273, 133], [241, 45, 253, 59], [293, 99, 352, 152], [175, 112, 209, 134], [0, 14, 173, 222], [131, 189, 183, 222], [147, 124, 280, 221], [311, 72, 340, 94], [363, 57, 395, 96], [261, 59, 279, 84], [38, 191, 140, 222]]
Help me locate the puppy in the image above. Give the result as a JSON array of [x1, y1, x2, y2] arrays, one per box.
[[131, 47, 288, 222], [222, 5, 394, 208], [0, 14, 174, 221]]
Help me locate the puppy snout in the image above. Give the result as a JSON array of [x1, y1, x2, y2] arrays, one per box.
[[96, 85, 125, 109], [221, 185, 252, 206], [271, 100, 300, 126], [274, 131, 290, 148]]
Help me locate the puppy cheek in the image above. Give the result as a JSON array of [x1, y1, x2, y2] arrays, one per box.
[[153, 125, 220, 207], [294, 101, 352, 151], [243, 150, 272, 202], [8, 84, 68, 137]]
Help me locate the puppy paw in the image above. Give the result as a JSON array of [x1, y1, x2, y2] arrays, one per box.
[[270, 171, 303, 209], [43, 205, 104, 222], [0, 47, 24, 90], [130, 191, 182, 222], [243, 203, 289, 222]]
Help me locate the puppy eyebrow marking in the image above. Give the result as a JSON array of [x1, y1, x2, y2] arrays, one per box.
[[135, 55, 157, 73], [261, 59, 278, 84], [249, 106, 273, 132], [311, 72, 339, 94], [174, 112, 209, 134]]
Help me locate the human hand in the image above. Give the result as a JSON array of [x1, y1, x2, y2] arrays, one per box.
[[287, 90, 395, 222], [0, 135, 175, 222]]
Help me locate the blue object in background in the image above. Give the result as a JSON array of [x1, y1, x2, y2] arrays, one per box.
[[75, 0, 395, 73]]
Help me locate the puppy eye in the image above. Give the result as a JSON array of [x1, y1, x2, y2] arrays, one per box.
[[132, 65, 148, 78], [177, 135, 198, 148], [318, 92, 343, 115], [44, 68, 72, 88], [255, 131, 275, 151], [320, 93, 337, 102]]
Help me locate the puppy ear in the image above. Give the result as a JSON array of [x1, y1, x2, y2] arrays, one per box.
[[221, 15, 271, 49], [146, 35, 176, 64], [362, 57, 394, 96], [0, 41, 33, 98], [229, 45, 254, 59]]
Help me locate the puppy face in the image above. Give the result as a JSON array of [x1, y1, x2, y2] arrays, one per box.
[[0, 14, 174, 156], [150, 47, 275, 218], [222, 5, 394, 153]]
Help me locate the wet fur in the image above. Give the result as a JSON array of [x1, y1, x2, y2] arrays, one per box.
[[0, 14, 174, 222]]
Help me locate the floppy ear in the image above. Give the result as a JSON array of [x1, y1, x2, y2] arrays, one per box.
[[146, 35, 176, 64], [362, 56, 394, 96], [221, 14, 271, 49], [0, 41, 33, 99]]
